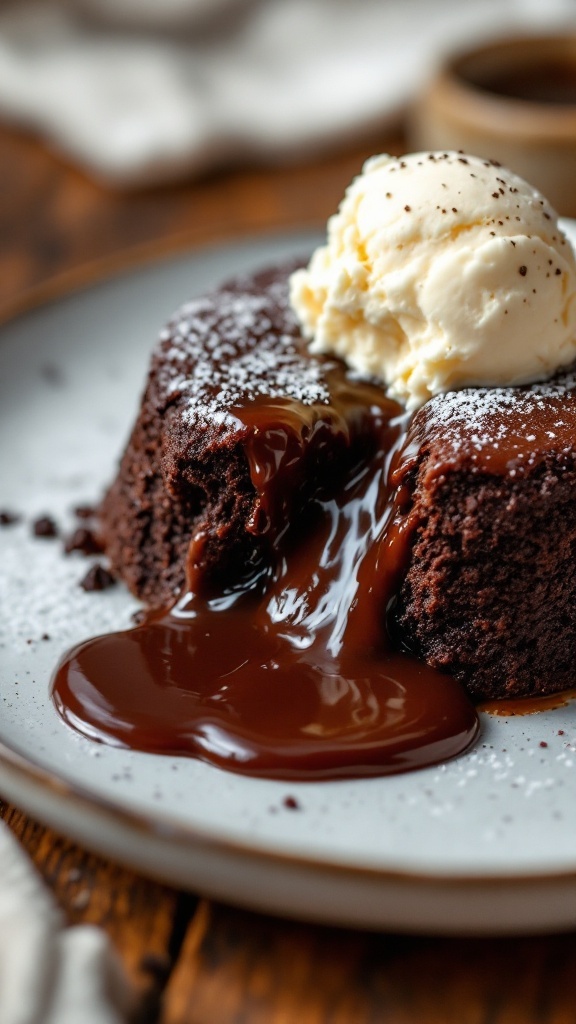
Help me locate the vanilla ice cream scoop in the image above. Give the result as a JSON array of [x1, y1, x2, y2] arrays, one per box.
[[290, 151, 576, 409]]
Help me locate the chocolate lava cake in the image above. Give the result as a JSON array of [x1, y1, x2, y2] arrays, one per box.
[[100, 264, 576, 702]]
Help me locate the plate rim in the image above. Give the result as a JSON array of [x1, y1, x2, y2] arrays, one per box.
[[3, 227, 576, 916], [2, 732, 576, 888], [0, 222, 324, 329]]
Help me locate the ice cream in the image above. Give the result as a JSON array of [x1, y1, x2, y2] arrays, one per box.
[[290, 151, 576, 409]]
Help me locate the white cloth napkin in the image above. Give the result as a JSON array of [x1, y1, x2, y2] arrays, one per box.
[[0, 0, 575, 187], [0, 820, 133, 1024]]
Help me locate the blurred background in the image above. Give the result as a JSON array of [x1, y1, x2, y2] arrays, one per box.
[[2, 0, 576, 319], [2, 0, 575, 186]]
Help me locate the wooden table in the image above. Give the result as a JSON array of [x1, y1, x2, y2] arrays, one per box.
[[2, 124, 576, 1024]]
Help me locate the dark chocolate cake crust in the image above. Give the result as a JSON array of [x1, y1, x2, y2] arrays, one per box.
[[397, 383, 576, 700], [398, 460, 576, 700]]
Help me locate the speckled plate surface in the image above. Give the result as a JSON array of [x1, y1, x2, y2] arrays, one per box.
[[2, 229, 576, 936]]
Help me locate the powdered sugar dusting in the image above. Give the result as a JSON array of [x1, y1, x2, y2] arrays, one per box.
[[421, 370, 576, 471], [153, 275, 332, 431], [152, 263, 576, 474]]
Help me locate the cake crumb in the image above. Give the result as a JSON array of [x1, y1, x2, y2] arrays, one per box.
[[80, 564, 116, 592], [283, 795, 301, 810], [32, 515, 58, 538], [65, 527, 104, 556], [74, 504, 97, 520], [0, 510, 20, 526]]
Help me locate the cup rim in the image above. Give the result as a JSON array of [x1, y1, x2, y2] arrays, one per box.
[[435, 33, 576, 140]]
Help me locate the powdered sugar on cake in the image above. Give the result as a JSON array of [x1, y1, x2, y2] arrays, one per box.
[[420, 370, 576, 472], [153, 277, 333, 431]]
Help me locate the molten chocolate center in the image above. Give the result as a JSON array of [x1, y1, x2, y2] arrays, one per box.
[[52, 368, 479, 780]]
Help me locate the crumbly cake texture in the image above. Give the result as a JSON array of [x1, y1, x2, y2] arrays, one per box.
[[100, 264, 352, 606], [397, 382, 576, 699], [101, 264, 576, 699]]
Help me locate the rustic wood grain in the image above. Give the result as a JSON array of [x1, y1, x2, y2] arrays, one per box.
[[0, 802, 194, 1021], [2, 117, 575, 1024], [0, 124, 402, 322], [161, 901, 576, 1024]]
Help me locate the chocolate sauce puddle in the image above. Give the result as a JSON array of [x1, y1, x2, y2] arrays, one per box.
[[52, 379, 480, 780]]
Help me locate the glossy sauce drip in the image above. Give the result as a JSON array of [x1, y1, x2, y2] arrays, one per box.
[[52, 381, 480, 780], [480, 689, 576, 717]]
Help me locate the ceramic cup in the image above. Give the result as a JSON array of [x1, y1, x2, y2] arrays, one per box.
[[409, 35, 576, 216]]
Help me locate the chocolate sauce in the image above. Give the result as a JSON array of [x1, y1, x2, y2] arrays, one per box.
[[480, 689, 576, 717], [52, 380, 479, 780]]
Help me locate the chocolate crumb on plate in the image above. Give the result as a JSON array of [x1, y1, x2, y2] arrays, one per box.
[[73, 503, 98, 520], [32, 515, 58, 538], [65, 526, 104, 556], [0, 510, 21, 526], [80, 564, 116, 592], [283, 796, 301, 810]]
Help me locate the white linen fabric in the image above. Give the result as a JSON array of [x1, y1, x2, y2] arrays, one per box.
[[0, 0, 574, 186], [0, 821, 133, 1024]]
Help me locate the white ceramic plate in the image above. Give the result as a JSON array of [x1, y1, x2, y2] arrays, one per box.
[[2, 229, 576, 936]]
